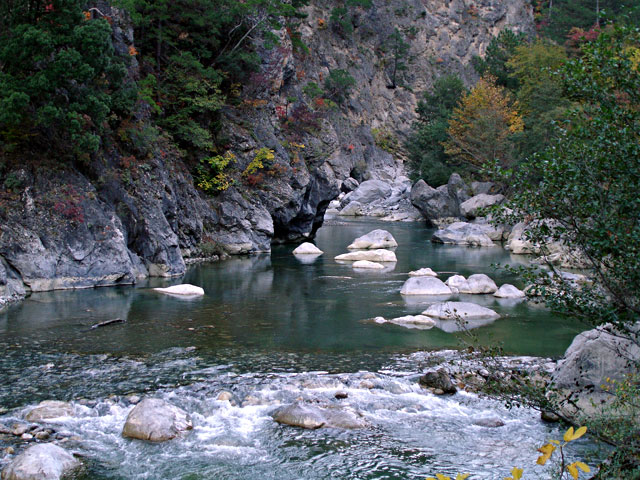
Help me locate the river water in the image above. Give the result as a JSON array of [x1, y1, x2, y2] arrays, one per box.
[[0, 219, 599, 479]]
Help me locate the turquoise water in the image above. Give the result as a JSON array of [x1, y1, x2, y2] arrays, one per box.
[[0, 219, 596, 479]]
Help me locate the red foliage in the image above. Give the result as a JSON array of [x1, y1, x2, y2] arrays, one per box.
[[245, 173, 265, 186]]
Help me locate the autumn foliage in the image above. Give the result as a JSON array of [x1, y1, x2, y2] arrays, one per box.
[[444, 75, 523, 169]]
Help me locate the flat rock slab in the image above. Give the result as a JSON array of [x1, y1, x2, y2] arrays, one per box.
[[25, 401, 74, 422], [460, 194, 505, 219], [335, 249, 397, 263], [400, 277, 452, 296], [347, 229, 398, 250], [352, 260, 385, 269], [422, 302, 500, 320], [273, 403, 365, 429], [408, 268, 437, 277], [153, 284, 204, 296], [493, 284, 525, 298], [292, 243, 323, 255], [122, 398, 193, 442], [1, 444, 80, 480]]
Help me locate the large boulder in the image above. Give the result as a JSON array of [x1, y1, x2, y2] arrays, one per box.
[[457, 274, 498, 294], [471, 181, 496, 195], [1, 444, 80, 480], [347, 230, 398, 249], [346, 180, 393, 205], [494, 284, 525, 298], [25, 401, 74, 422], [445, 275, 467, 290], [335, 249, 397, 262], [553, 325, 640, 391], [446, 173, 472, 207], [460, 194, 505, 219], [400, 277, 452, 296], [341, 177, 359, 193], [410, 180, 457, 221], [422, 301, 500, 320], [153, 284, 204, 296], [431, 222, 495, 247], [292, 243, 323, 255], [272, 403, 365, 429], [122, 398, 193, 442]]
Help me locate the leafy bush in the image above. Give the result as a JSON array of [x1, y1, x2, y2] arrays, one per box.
[[196, 151, 236, 193], [0, 0, 133, 157], [324, 69, 356, 104], [243, 148, 274, 177]]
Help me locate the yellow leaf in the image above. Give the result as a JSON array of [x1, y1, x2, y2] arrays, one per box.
[[536, 443, 556, 465], [564, 426, 587, 441], [576, 462, 591, 473], [567, 463, 579, 480], [511, 467, 523, 480], [435, 475, 451, 480], [456, 475, 470, 480]]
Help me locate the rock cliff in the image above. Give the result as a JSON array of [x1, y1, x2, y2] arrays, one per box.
[[0, 0, 534, 306]]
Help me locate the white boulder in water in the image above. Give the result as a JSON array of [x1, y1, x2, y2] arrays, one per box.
[[153, 284, 204, 296], [422, 301, 500, 320], [1, 444, 80, 480], [445, 274, 497, 294], [445, 275, 467, 289], [408, 268, 437, 277], [388, 315, 436, 328], [25, 400, 74, 422], [347, 229, 398, 250], [292, 242, 323, 255], [494, 284, 526, 298], [335, 249, 397, 263], [400, 277, 452, 296], [352, 260, 385, 269], [122, 398, 193, 442], [273, 403, 366, 429]]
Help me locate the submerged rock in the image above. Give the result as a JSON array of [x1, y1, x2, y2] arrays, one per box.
[[335, 249, 397, 263], [493, 284, 525, 298], [422, 302, 500, 320], [292, 243, 323, 255], [153, 284, 204, 296], [122, 398, 193, 442], [400, 277, 452, 296], [25, 401, 74, 422], [408, 268, 437, 277], [1, 444, 80, 480], [347, 229, 398, 250], [272, 403, 365, 430], [352, 260, 385, 269]]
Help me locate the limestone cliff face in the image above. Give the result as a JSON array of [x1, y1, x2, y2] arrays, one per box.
[[0, 0, 533, 305]]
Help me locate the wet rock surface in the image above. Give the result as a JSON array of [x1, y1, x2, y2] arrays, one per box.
[[122, 398, 193, 442], [1, 444, 80, 480]]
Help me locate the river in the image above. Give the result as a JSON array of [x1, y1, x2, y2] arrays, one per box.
[[0, 218, 601, 479]]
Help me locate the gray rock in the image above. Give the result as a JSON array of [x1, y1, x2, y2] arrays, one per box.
[[410, 180, 458, 221], [472, 417, 505, 428], [446, 173, 471, 207], [1, 444, 80, 480], [460, 194, 505, 219], [122, 398, 193, 442], [347, 229, 397, 249], [471, 181, 495, 196], [457, 274, 498, 294], [346, 180, 392, 205], [431, 222, 496, 247], [352, 260, 385, 269], [400, 277, 452, 296], [419, 369, 456, 394], [493, 284, 525, 298], [553, 325, 640, 391], [272, 403, 365, 429], [341, 177, 359, 193], [388, 315, 437, 328], [422, 301, 500, 320], [445, 275, 467, 290], [337, 201, 363, 216]]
